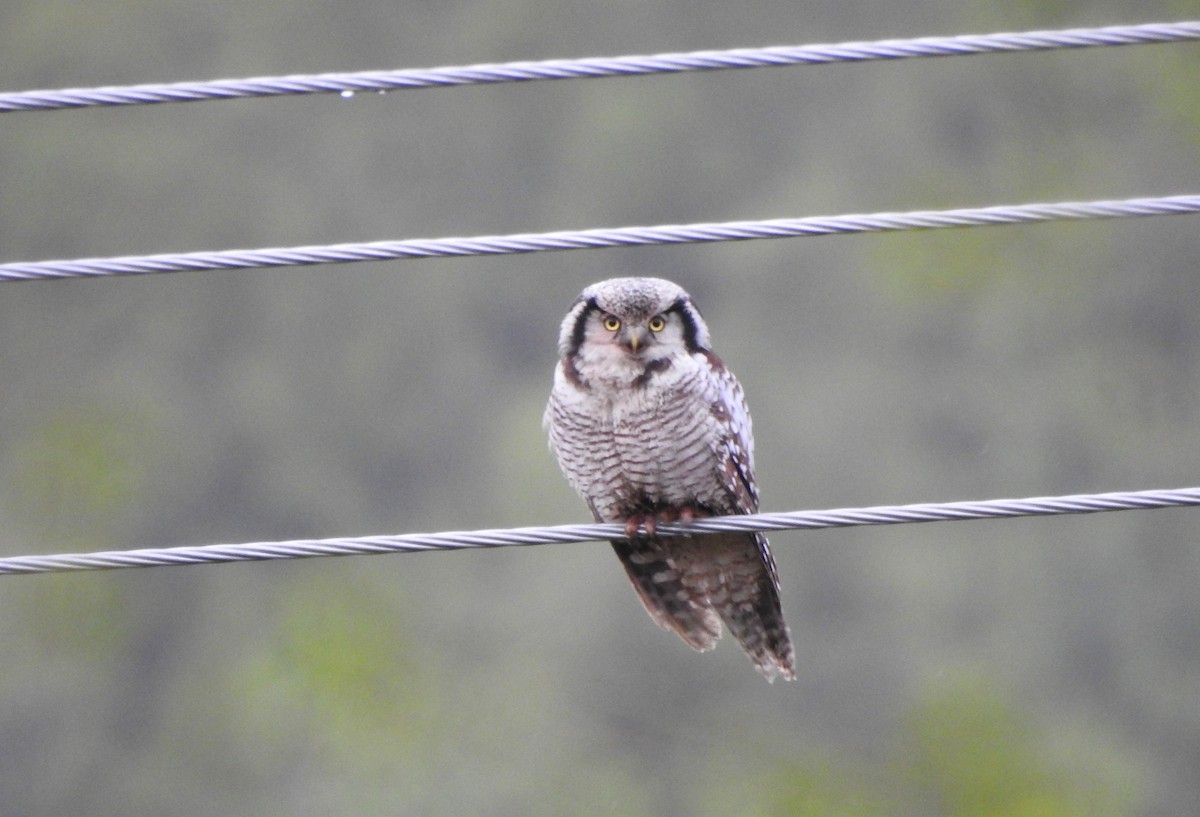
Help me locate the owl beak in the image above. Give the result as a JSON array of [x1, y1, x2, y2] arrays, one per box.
[[623, 328, 645, 353]]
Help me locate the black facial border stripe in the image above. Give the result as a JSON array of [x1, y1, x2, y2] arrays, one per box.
[[666, 296, 706, 353], [566, 296, 599, 357]]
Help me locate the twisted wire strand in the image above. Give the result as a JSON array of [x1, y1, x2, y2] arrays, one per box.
[[3, 194, 1199, 283], [2, 486, 1198, 576], [2, 21, 1198, 113]]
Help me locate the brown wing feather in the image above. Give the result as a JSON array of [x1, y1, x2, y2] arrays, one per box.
[[699, 358, 796, 680]]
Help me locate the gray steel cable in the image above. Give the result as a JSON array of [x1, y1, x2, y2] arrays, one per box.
[[2, 21, 1198, 112], [2, 486, 1198, 576], [2, 194, 1199, 282]]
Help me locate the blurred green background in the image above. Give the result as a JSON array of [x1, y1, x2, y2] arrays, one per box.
[[2, 1, 1198, 815]]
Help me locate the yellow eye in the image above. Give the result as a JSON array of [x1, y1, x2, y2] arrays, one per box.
[[648, 315, 667, 332], [603, 316, 621, 332]]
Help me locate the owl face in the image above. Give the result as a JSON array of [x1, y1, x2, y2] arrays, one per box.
[[557, 277, 712, 372]]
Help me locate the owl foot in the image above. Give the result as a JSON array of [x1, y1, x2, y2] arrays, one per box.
[[657, 506, 702, 525], [622, 506, 705, 537], [624, 513, 656, 537]]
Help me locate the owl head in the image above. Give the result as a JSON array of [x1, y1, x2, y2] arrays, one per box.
[[557, 277, 712, 362]]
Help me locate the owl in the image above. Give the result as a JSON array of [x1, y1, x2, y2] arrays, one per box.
[[544, 277, 795, 681]]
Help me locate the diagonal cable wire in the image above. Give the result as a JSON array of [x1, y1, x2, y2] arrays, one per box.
[[2, 193, 1198, 283], [1, 21, 1198, 112], [2, 486, 1199, 576]]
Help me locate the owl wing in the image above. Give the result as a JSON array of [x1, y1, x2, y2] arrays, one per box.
[[708, 356, 784, 596], [707, 352, 760, 514], [688, 354, 795, 680]]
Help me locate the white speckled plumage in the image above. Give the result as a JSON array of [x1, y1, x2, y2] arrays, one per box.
[[545, 277, 795, 681]]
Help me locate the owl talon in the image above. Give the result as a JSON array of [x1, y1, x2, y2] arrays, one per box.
[[622, 506, 705, 538], [656, 506, 701, 527]]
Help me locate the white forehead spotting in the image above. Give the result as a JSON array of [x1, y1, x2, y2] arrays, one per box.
[[581, 277, 688, 318]]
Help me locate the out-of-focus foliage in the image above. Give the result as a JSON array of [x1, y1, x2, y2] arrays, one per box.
[[756, 762, 883, 817], [696, 675, 1128, 817], [903, 678, 1132, 817], [1, 0, 1198, 815], [3, 405, 155, 544]]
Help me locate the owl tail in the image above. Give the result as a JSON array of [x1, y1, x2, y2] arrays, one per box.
[[681, 527, 792, 681], [703, 532, 796, 683], [611, 537, 722, 652], [613, 532, 796, 682]]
